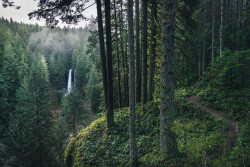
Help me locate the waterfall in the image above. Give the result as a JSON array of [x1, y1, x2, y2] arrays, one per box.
[[67, 69, 72, 94], [74, 69, 76, 87]]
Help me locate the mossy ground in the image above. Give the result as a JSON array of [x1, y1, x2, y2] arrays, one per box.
[[64, 90, 235, 167]]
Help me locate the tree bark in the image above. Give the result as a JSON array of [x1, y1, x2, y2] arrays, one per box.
[[220, 0, 225, 57], [211, 0, 215, 63], [104, 0, 114, 129], [141, 0, 148, 104], [202, 3, 206, 73], [148, 0, 157, 101], [96, 0, 108, 110], [237, 0, 243, 50], [119, 0, 125, 107], [160, 0, 178, 160], [135, 0, 141, 103], [113, 0, 121, 109], [128, 0, 138, 165], [124, 29, 129, 106]]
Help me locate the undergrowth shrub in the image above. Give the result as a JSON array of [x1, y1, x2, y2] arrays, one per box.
[[64, 90, 230, 167]]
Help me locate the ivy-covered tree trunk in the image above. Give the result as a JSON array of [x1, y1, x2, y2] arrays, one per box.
[[128, 0, 138, 165], [141, 0, 148, 105], [96, 0, 108, 110], [148, 0, 157, 101], [160, 0, 178, 160], [104, 0, 114, 129], [135, 0, 141, 103]]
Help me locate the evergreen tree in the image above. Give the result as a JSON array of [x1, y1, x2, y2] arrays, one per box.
[[96, 0, 109, 111], [135, 0, 141, 104], [62, 90, 87, 136], [86, 65, 102, 113], [148, 0, 157, 101], [0, 42, 19, 137], [160, 0, 178, 160], [9, 54, 54, 166], [128, 0, 138, 165], [105, 0, 114, 129], [141, 0, 148, 105]]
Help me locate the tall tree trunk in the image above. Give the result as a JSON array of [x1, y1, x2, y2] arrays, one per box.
[[96, 0, 108, 110], [135, 0, 141, 103], [220, 0, 225, 57], [125, 29, 129, 106], [198, 10, 202, 77], [198, 49, 201, 77], [202, 4, 206, 73], [211, 0, 215, 63], [141, 0, 148, 104], [237, 0, 243, 50], [148, 0, 157, 101], [128, 0, 138, 165], [233, 0, 238, 50], [119, 0, 125, 107], [114, 0, 121, 109], [104, 0, 114, 129], [160, 0, 177, 160]]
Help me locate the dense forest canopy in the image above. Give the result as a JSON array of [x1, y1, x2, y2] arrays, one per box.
[[0, 0, 249, 166]]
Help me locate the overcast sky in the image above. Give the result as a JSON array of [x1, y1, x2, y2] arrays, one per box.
[[0, 0, 97, 28]]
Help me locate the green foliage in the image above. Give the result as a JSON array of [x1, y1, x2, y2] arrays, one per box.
[[64, 138, 77, 167], [72, 34, 91, 92], [196, 50, 250, 121], [195, 50, 250, 166], [48, 54, 65, 90], [62, 90, 89, 135], [64, 90, 230, 167], [198, 89, 249, 122], [85, 65, 102, 113], [7, 54, 54, 166], [0, 18, 96, 166], [218, 50, 250, 90], [230, 122, 250, 166]]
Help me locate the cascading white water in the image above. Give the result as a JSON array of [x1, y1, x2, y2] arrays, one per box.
[[67, 69, 72, 93], [74, 69, 76, 87]]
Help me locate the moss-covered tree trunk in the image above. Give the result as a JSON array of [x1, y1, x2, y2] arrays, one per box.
[[96, 0, 108, 110], [104, 0, 114, 129], [113, 0, 121, 109], [119, 0, 126, 107], [160, 0, 178, 160], [135, 0, 141, 103], [148, 0, 157, 102], [220, 0, 225, 57], [211, 0, 215, 63], [128, 0, 138, 166], [141, 0, 148, 105], [202, 2, 206, 73]]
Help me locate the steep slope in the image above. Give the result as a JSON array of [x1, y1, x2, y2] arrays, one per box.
[[64, 90, 233, 167]]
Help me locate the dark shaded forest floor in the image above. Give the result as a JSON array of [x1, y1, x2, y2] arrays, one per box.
[[187, 95, 239, 151]]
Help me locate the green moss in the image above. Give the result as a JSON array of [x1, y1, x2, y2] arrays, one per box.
[[64, 138, 76, 167], [64, 89, 231, 167]]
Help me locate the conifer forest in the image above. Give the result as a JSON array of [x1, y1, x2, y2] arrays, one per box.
[[0, 0, 249, 166]]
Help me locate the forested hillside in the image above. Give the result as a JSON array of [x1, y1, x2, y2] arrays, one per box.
[[0, 17, 102, 166], [0, 0, 249, 166]]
